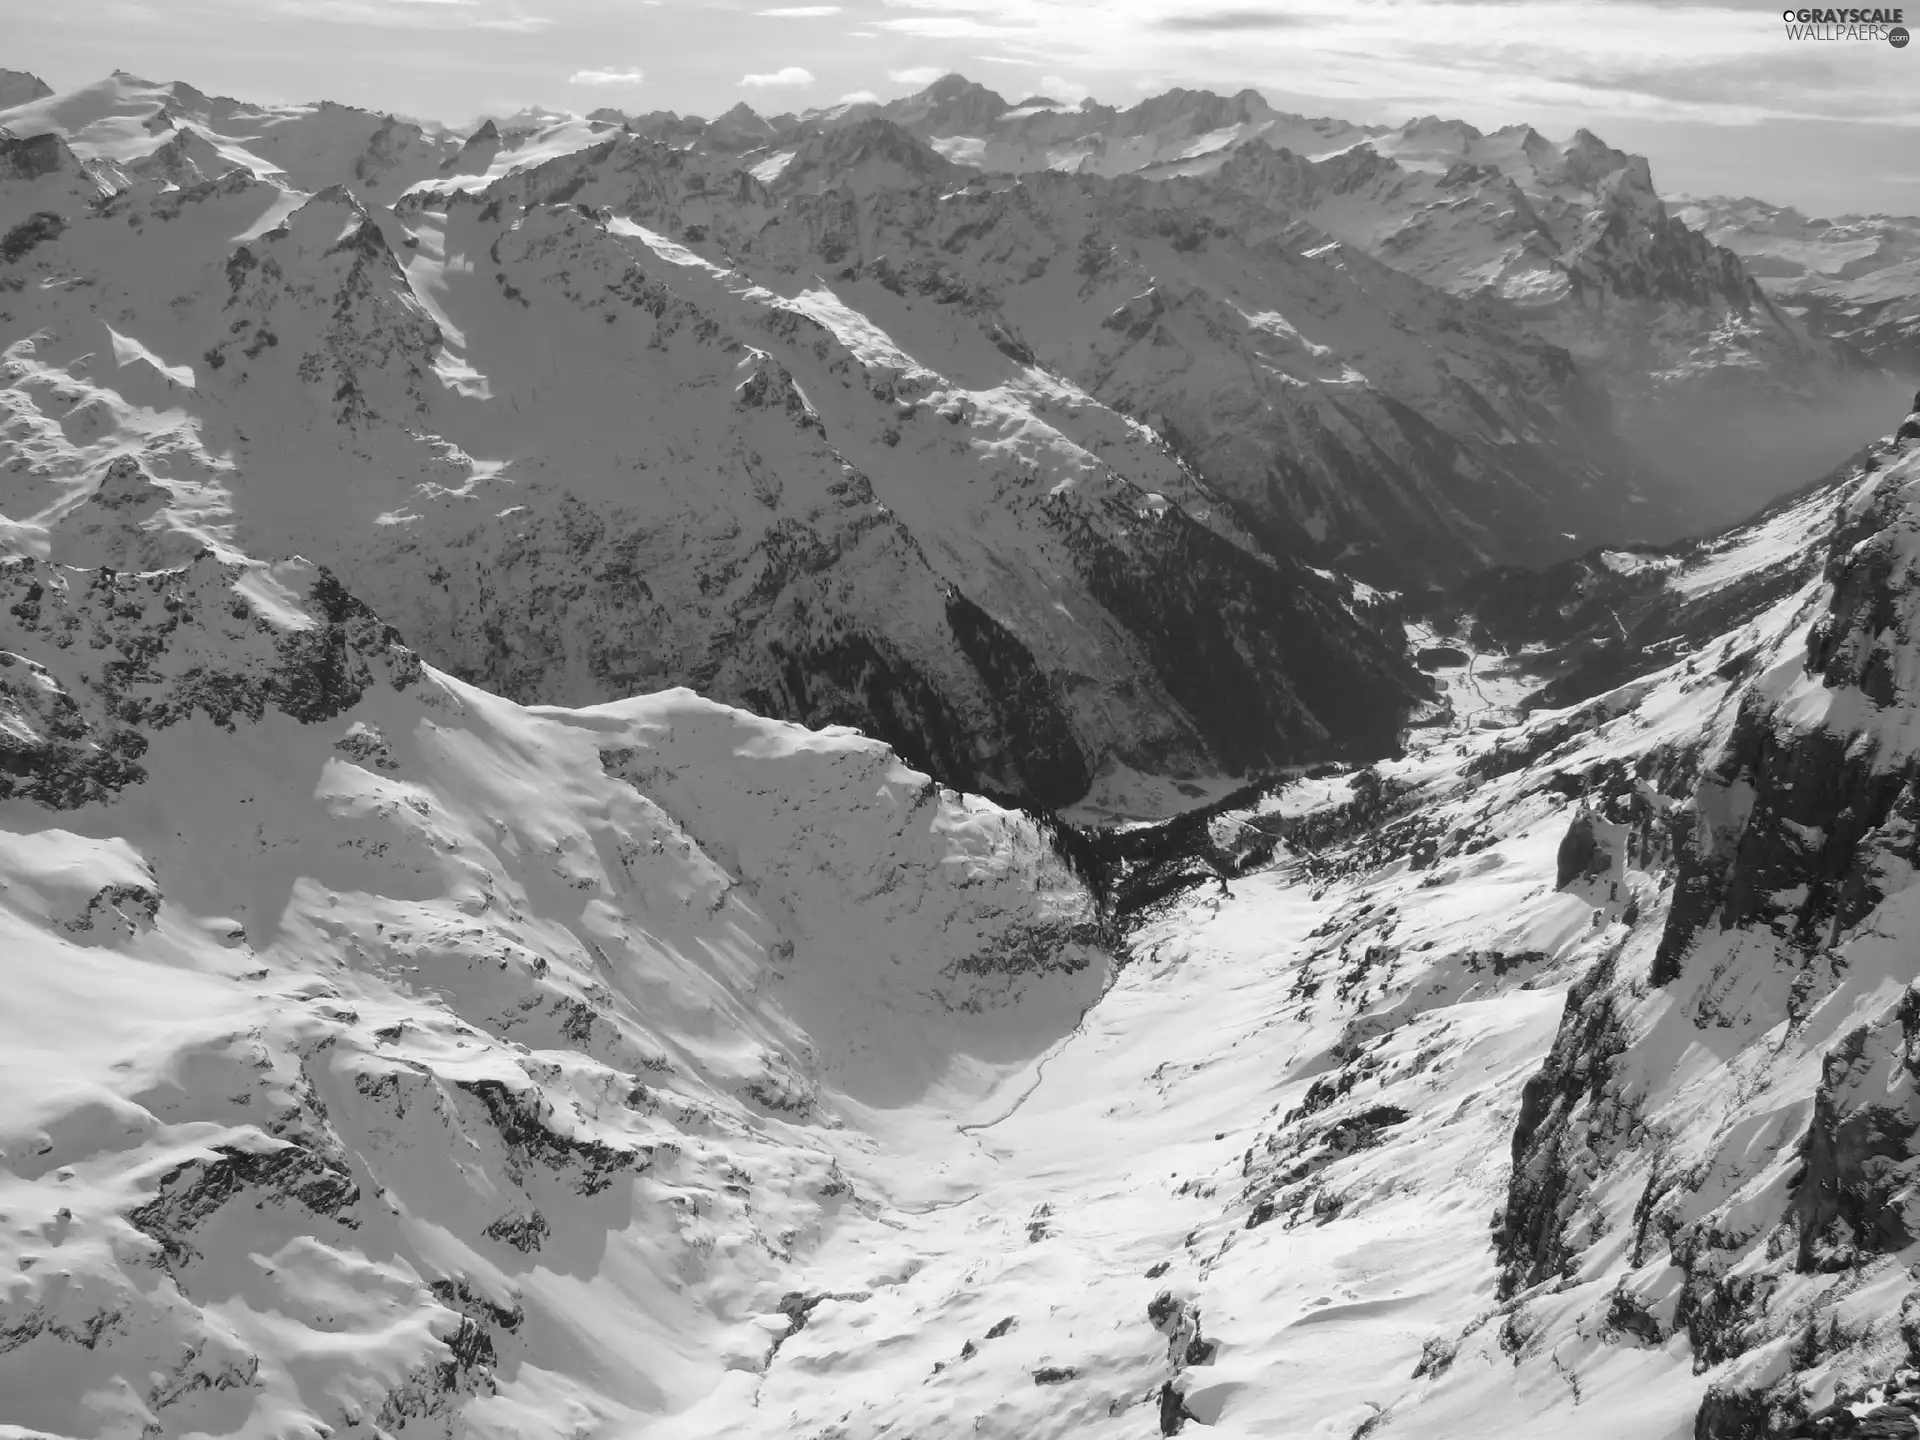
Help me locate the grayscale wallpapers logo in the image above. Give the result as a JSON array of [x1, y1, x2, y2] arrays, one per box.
[[1781, 6, 1910, 42]]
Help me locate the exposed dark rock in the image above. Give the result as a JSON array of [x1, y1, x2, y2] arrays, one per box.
[[1160, 1379, 1197, 1435], [482, 1209, 550, 1252], [0, 132, 73, 181], [941, 585, 1089, 806], [452, 1077, 652, 1196], [1791, 1021, 1920, 1272], [1694, 1384, 1774, 1439], [333, 720, 398, 770], [0, 1303, 129, 1354], [366, 1313, 499, 1432], [128, 1138, 361, 1270], [0, 554, 421, 809], [1050, 495, 1426, 774], [428, 1277, 524, 1334], [1500, 950, 1629, 1292], [1503, 406, 1920, 1432], [2, 209, 69, 264], [768, 1289, 871, 1356], [1411, 1336, 1457, 1379], [1651, 452, 1920, 985], [1556, 810, 1610, 889], [1606, 1288, 1664, 1346]]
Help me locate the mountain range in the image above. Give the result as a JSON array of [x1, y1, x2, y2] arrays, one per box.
[[10, 67, 1912, 802], [6, 60, 1920, 1440]]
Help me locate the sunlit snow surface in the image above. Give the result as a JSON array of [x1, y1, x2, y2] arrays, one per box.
[[5, 416, 1900, 1437]]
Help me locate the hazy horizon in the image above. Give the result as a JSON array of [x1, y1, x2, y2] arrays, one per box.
[[15, 0, 1919, 216]]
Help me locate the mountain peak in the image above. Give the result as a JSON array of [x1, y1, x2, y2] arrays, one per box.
[[781, 113, 954, 190], [0, 129, 84, 180], [1401, 114, 1483, 141], [920, 73, 992, 102], [0, 69, 53, 110], [885, 72, 1008, 130], [1562, 126, 1630, 168]]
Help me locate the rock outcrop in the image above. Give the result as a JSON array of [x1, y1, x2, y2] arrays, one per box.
[[1502, 396, 1920, 1435]]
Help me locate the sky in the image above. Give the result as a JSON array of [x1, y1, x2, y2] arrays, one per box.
[[16, 0, 1920, 213]]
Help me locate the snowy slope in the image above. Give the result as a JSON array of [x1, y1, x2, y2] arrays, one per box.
[[5, 390, 1913, 1440], [0, 72, 459, 199], [0, 546, 1110, 1439], [662, 398, 1920, 1440]]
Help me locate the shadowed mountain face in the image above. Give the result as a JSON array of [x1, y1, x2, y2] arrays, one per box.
[[4, 67, 1901, 802], [3, 82, 1456, 809], [596, 77, 1906, 529]]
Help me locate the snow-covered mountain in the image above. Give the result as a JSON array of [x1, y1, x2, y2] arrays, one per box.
[[595, 75, 1906, 528], [3, 72, 1454, 808], [9, 57, 1920, 1440], [0, 541, 1111, 1437], [8, 379, 1920, 1437], [6, 69, 1697, 806], [844, 83, 1907, 526], [1677, 195, 1920, 376]]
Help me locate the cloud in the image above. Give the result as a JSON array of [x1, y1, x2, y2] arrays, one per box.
[[569, 68, 645, 85], [271, 0, 561, 28], [1040, 74, 1088, 101], [838, 89, 882, 104], [880, 16, 1011, 36], [741, 66, 818, 86], [270, 0, 467, 24], [759, 4, 841, 12], [888, 65, 948, 84], [1157, 8, 1317, 31]]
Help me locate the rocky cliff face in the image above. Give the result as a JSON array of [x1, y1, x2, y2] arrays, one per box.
[[1501, 396, 1920, 1436]]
